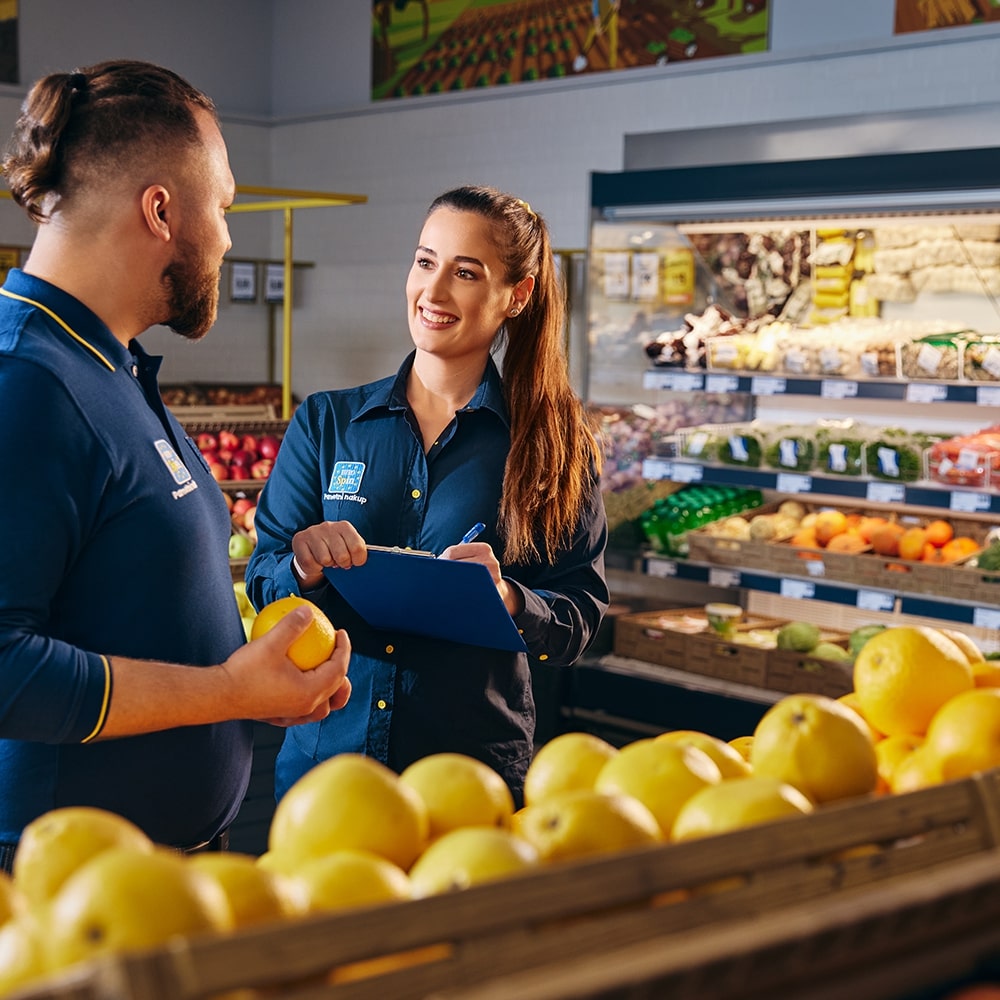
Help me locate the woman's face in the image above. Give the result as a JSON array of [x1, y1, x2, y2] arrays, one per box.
[[405, 206, 519, 363]]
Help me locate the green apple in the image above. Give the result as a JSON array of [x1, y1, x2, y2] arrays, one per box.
[[229, 533, 254, 559]]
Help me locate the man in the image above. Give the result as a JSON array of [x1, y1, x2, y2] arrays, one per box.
[[0, 60, 352, 864]]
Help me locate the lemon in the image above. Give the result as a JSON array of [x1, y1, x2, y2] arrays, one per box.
[[13, 805, 154, 905], [751, 693, 878, 804], [45, 847, 233, 973], [399, 753, 514, 841], [727, 735, 755, 762], [923, 688, 1000, 781], [595, 738, 721, 836], [853, 626, 973, 737], [188, 851, 306, 927], [655, 729, 752, 779], [512, 789, 662, 863], [269, 754, 429, 871], [671, 776, 814, 841], [250, 594, 337, 670], [408, 827, 539, 896], [0, 913, 48, 995], [0, 870, 25, 926], [287, 849, 413, 914], [938, 628, 985, 667], [874, 734, 925, 793], [890, 745, 944, 794], [523, 732, 618, 806]]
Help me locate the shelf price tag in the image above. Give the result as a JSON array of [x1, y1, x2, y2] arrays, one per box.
[[866, 482, 905, 504], [857, 589, 895, 612], [640, 457, 672, 480], [905, 383, 948, 403], [708, 568, 741, 589], [821, 380, 858, 399], [646, 558, 678, 579], [780, 579, 815, 599], [973, 608, 1000, 630], [670, 462, 704, 483], [750, 376, 787, 396], [949, 491, 992, 513], [976, 386, 1000, 408], [803, 560, 826, 577], [775, 473, 812, 494], [643, 371, 704, 393], [704, 374, 740, 393]]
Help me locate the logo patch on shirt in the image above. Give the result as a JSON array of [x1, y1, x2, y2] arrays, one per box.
[[155, 439, 192, 485], [328, 461, 366, 494]]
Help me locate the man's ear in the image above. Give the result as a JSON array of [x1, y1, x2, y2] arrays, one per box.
[[141, 186, 171, 242]]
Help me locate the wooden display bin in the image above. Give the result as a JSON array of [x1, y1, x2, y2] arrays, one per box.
[[14, 770, 1000, 1000]]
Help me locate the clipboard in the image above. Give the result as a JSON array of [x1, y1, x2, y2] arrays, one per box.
[[324, 548, 528, 653]]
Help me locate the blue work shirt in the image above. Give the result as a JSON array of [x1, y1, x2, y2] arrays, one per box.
[[246, 352, 609, 803], [0, 269, 252, 847]]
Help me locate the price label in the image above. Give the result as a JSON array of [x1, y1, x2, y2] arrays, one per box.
[[646, 558, 678, 579], [780, 579, 815, 600], [973, 608, 1000, 630], [950, 491, 992, 513], [705, 374, 740, 393], [976, 386, 1000, 408], [867, 482, 906, 504], [775, 473, 812, 494], [857, 589, 895, 612], [750, 376, 787, 396], [821, 380, 859, 399], [643, 371, 704, 393], [670, 462, 704, 483], [906, 382, 948, 403], [640, 458, 673, 480], [708, 568, 741, 588], [803, 560, 826, 578]]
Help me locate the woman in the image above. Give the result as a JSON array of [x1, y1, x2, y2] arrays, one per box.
[[246, 185, 609, 805]]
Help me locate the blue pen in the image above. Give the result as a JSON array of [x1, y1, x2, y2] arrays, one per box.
[[459, 521, 486, 545]]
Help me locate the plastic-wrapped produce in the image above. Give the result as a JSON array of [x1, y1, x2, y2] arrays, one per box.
[[762, 423, 816, 473], [898, 333, 969, 381], [864, 427, 943, 482], [963, 334, 1000, 382]]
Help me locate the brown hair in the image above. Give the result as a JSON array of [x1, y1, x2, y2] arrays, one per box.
[[426, 186, 603, 565], [3, 60, 216, 223]]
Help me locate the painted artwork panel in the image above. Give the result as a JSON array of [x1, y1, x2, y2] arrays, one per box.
[[895, 0, 1000, 33], [372, 0, 770, 102]]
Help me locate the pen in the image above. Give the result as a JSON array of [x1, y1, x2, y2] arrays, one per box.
[[459, 522, 486, 545]]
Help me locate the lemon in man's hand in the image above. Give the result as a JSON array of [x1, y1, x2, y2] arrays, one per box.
[[250, 594, 337, 670]]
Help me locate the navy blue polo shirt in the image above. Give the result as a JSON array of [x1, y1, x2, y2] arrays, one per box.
[[245, 352, 609, 802], [0, 269, 252, 847]]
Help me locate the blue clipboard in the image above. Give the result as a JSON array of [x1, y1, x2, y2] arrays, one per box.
[[324, 548, 528, 653]]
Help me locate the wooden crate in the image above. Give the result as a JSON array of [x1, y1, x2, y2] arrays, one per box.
[[14, 770, 1000, 1000], [765, 632, 854, 698]]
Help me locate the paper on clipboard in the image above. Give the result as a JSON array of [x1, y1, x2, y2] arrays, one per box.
[[324, 548, 528, 653]]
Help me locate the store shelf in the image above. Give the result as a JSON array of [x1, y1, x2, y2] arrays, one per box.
[[641, 552, 1000, 628], [640, 456, 1000, 514], [643, 369, 1000, 406]]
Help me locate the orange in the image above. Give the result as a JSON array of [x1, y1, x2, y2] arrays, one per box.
[[923, 688, 1000, 781], [250, 595, 336, 670], [874, 734, 924, 793], [897, 527, 928, 562], [940, 536, 980, 562], [853, 627, 974, 737], [870, 522, 905, 557], [814, 509, 848, 546], [750, 693, 878, 804], [924, 519, 954, 548], [825, 531, 869, 554], [856, 516, 888, 543], [789, 527, 819, 549]]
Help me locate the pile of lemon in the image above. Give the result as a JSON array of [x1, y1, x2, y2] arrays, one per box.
[[3, 622, 999, 997]]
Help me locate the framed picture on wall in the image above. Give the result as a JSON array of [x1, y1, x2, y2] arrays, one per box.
[[264, 264, 285, 304], [229, 261, 257, 303]]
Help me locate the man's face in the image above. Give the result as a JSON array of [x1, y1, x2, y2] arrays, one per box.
[[162, 109, 234, 341]]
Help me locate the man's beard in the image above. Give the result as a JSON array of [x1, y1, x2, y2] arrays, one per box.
[[161, 247, 221, 342]]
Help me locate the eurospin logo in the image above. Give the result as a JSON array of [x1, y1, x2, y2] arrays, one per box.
[[325, 461, 367, 503]]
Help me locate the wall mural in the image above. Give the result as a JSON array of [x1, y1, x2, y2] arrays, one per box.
[[0, 0, 16, 84], [372, 0, 770, 102], [895, 0, 1000, 32]]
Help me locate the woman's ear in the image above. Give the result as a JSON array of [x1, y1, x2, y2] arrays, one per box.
[[510, 274, 535, 313]]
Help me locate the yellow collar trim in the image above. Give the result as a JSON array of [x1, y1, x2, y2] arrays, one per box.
[[0, 287, 116, 372]]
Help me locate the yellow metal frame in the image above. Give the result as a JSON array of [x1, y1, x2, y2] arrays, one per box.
[[0, 183, 368, 418]]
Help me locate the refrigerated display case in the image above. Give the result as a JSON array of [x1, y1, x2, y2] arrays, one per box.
[[574, 145, 1000, 738]]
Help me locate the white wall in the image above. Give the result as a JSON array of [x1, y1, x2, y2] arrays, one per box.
[[2, 0, 999, 399]]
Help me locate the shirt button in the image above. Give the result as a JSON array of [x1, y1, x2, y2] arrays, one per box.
[[131, 364, 139, 377], [538, 654, 548, 661], [385, 644, 394, 655], [411, 489, 421, 499], [376, 699, 387, 710]]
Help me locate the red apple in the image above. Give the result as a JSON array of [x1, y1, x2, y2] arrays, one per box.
[[240, 433, 258, 453], [200, 449, 220, 465], [250, 458, 273, 480], [230, 497, 253, 519], [208, 461, 230, 482], [257, 435, 281, 460], [229, 448, 256, 471], [196, 432, 218, 452], [223, 492, 234, 512], [218, 429, 240, 451], [217, 447, 234, 464], [243, 506, 257, 533]]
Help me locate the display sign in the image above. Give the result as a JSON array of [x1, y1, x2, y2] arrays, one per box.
[[372, 0, 770, 102]]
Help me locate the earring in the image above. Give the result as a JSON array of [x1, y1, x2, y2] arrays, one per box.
[[509, 307, 519, 317]]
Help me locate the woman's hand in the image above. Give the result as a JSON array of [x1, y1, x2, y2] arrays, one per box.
[[438, 541, 524, 616], [291, 521, 368, 588]]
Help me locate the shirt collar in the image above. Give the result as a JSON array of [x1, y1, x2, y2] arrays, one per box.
[[355, 350, 511, 429], [3, 268, 137, 371]]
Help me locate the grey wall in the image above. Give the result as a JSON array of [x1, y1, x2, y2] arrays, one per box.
[[1, 0, 999, 398]]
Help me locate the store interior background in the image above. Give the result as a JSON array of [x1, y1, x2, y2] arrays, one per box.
[[0, 0, 997, 401]]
